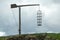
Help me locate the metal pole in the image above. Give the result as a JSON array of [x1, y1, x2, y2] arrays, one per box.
[[19, 7, 21, 35], [17, 4, 40, 7]]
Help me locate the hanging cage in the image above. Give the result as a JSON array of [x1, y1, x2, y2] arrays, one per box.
[[37, 10, 42, 26]]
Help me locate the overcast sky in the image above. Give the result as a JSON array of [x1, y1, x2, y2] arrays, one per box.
[[0, 0, 60, 36]]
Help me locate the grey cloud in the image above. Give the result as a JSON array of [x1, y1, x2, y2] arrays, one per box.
[[53, 0, 60, 4], [0, 0, 60, 36]]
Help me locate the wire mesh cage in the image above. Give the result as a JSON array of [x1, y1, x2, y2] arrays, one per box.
[[37, 10, 42, 26]]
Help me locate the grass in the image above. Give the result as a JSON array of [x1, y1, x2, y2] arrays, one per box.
[[0, 33, 60, 40]]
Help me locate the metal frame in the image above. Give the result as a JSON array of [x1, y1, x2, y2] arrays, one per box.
[[11, 4, 40, 35]]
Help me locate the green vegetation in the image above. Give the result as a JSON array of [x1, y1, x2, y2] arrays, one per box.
[[0, 33, 60, 40]]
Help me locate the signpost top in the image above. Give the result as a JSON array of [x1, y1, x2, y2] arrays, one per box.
[[11, 4, 40, 8]]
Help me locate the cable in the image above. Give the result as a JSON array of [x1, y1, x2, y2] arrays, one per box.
[[10, 9, 18, 27], [17, 0, 24, 4]]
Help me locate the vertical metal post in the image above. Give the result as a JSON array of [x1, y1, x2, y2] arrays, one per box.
[[19, 7, 21, 35]]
